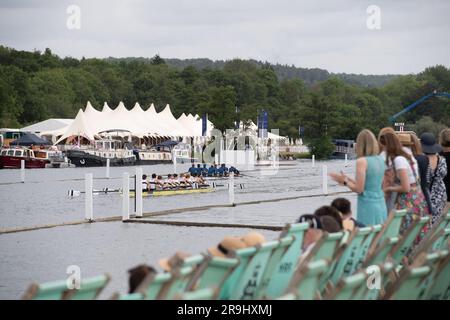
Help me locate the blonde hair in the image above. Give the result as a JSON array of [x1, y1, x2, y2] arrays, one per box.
[[356, 129, 379, 158], [439, 128, 450, 148]]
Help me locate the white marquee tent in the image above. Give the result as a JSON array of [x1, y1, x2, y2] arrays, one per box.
[[54, 101, 214, 144]]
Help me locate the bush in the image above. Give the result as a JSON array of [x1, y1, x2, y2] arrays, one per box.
[[279, 151, 310, 160]]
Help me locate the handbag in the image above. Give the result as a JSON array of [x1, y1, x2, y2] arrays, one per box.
[[383, 158, 399, 213]]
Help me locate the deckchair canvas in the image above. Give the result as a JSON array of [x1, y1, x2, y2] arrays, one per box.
[[263, 222, 309, 298], [186, 254, 239, 298], [286, 259, 328, 300], [218, 247, 257, 299], [229, 240, 279, 300]]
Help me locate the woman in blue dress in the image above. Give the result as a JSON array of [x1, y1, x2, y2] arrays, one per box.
[[330, 129, 388, 225]]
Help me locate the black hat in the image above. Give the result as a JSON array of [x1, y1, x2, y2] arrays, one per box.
[[297, 214, 322, 229], [420, 132, 442, 154]]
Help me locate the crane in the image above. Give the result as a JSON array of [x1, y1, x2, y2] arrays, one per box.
[[389, 90, 450, 124]]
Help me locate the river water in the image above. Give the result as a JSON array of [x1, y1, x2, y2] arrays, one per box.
[[0, 159, 357, 299]]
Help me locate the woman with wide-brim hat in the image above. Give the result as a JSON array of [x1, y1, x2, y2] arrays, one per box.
[[439, 128, 450, 207], [421, 132, 447, 225]]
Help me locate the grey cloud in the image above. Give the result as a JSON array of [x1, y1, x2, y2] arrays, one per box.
[[0, 0, 449, 74]]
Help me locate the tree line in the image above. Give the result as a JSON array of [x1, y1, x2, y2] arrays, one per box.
[[0, 45, 449, 158]]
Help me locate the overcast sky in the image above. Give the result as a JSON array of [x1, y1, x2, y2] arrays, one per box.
[[0, 0, 449, 74]]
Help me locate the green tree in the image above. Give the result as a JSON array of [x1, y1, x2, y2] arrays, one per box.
[[199, 86, 237, 133]]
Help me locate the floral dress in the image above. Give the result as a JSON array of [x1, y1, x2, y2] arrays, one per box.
[[426, 155, 448, 225]]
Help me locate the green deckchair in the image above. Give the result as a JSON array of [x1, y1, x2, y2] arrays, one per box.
[[64, 274, 111, 300], [261, 222, 309, 299], [110, 292, 145, 300], [136, 271, 172, 299], [218, 246, 257, 299], [328, 227, 373, 287], [22, 274, 111, 300], [285, 259, 328, 300], [425, 253, 450, 300], [186, 254, 239, 298], [390, 216, 430, 265], [174, 287, 217, 300], [368, 209, 407, 256], [414, 250, 449, 300], [364, 262, 395, 300], [323, 272, 367, 300], [158, 254, 205, 299], [364, 237, 399, 267], [384, 265, 432, 300], [354, 225, 382, 271], [229, 240, 280, 300], [23, 280, 70, 300], [276, 293, 298, 300], [256, 236, 294, 299], [409, 213, 450, 260], [299, 232, 346, 295]]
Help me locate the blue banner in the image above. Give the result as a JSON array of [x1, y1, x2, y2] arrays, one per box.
[[258, 110, 268, 138], [202, 114, 207, 136]]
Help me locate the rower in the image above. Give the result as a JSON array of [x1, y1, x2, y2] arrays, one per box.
[[201, 164, 208, 177], [156, 175, 164, 190], [195, 173, 206, 185], [172, 173, 181, 187], [229, 166, 240, 176], [188, 164, 196, 175], [207, 164, 216, 177], [148, 173, 157, 192], [183, 174, 193, 188], [164, 174, 175, 189], [196, 164, 202, 175], [142, 174, 149, 192], [217, 163, 229, 177]]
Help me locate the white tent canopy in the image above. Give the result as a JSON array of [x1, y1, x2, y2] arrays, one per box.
[[55, 109, 96, 144], [54, 101, 215, 143], [21, 118, 73, 133]]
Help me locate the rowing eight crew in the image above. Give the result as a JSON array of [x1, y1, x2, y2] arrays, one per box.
[[141, 173, 207, 192], [188, 163, 240, 177]]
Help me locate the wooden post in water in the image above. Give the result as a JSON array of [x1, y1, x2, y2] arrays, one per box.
[[105, 158, 110, 179], [312, 155, 315, 168], [122, 172, 130, 221], [20, 160, 25, 183], [85, 173, 93, 221], [229, 172, 235, 206], [135, 167, 143, 218], [322, 165, 328, 195]]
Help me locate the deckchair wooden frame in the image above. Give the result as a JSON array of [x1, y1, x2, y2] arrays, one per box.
[[367, 209, 407, 258]]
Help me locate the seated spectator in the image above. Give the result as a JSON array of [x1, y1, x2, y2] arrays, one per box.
[[241, 231, 266, 247], [158, 251, 191, 272], [127, 264, 156, 293], [331, 198, 366, 231], [207, 231, 265, 258], [297, 214, 341, 265], [313, 205, 344, 230], [208, 236, 247, 257]]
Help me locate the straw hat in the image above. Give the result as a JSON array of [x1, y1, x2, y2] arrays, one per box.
[[397, 133, 413, 146], [208, 236, 247, 257], [159, 251, 191, 272], [241, 232, 266, 247]]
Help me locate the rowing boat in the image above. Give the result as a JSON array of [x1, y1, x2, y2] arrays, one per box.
[[128, 187, 216, 197]]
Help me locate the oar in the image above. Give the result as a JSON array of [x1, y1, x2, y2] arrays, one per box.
[[68, 188, 122, 197], [211, 182, 246, 189]]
